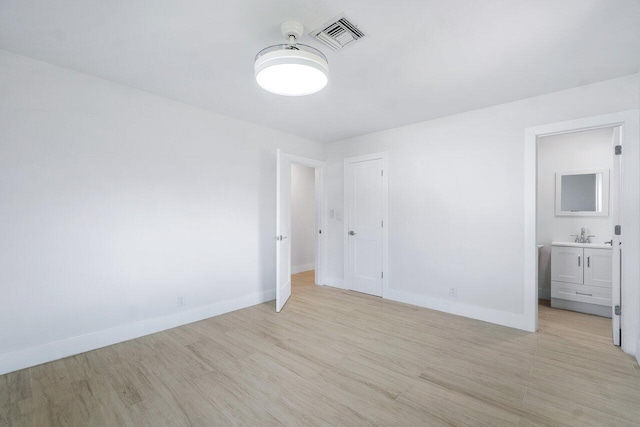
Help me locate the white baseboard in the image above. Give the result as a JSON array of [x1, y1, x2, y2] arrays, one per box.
[[291, 263, 315, 274], [538, 287, 551, 300], [0, 289, 275, 375], [385, 288, 531, 332], [323, 277, 346, 290]]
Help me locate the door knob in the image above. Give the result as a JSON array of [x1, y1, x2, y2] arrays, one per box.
[[605, 240, 613, 245], [349, 231, 356, 236]]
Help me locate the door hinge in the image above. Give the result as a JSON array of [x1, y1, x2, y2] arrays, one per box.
[[615, 305, 621, 316], [381, 169, 384, 177], [615, 145, 622, 155], [615, 225, 621, 235], [381, 272, 384, 279], [381, 220, 383, 228], [319, 229, 322, 234]]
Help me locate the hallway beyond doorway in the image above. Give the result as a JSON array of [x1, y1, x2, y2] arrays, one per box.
[[292, 270, 316, 290]]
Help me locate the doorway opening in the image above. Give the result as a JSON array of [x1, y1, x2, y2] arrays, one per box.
[[291, 163, 318, 294], [275, 151, 325, 312], [536, 126, 619, 345], [525, 110, 639, 354]]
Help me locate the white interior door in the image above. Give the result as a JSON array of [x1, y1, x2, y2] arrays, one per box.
[[611, 126, 622, 346], [346, 158, 383, 296], [276, 150, 292, 312]]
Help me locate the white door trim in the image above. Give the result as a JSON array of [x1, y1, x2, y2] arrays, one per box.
[[343, 152, 389, 297], [524, 110, 640, 355], [282, 152, 327, 287]]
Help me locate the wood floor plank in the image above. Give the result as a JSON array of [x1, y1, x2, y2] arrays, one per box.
[[2, 274, 639, 426]]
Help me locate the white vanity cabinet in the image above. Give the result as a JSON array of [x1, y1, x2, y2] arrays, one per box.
[[551, 242, 612, 317]]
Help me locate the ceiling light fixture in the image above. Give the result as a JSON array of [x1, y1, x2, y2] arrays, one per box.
[[254, 21, 329, 96]]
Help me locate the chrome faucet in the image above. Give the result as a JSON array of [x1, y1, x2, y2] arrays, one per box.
[[571, 227, 595, 243]]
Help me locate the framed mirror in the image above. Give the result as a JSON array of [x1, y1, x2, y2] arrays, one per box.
[[555, 169, 609, 216]]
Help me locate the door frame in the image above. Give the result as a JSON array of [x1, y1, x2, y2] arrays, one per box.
[[282, 152, 327, 287], [524, 110, 639, 355], [343, 152, 389, 297]]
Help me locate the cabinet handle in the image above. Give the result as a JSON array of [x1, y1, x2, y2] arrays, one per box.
[[578, 255, 581, 267], [576, 292, 592, 296], [587, 256, 590, 268]]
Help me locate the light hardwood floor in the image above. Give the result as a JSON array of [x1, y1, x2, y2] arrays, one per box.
[[2, 271, 639, 426]]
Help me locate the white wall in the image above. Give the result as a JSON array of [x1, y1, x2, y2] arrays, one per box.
[[637, 77, 640, 365], [1, 48, 639, 373], [0, 50, 324, 374], [322, 162, 346, 288], [324, 74, 639, 334], [537, 128, 615, 299], [291, 164, 315, 273]]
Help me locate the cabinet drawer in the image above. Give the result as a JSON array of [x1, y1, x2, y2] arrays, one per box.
[[551, 281, 611, 306]]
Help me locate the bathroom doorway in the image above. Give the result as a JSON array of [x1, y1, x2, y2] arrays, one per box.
[[524, 110, 639, 353], [536, 126, 617, 344]]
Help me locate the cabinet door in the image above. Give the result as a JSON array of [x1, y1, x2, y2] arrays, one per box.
[[584, 248, 612, 288], [551, 246, 583, 285]]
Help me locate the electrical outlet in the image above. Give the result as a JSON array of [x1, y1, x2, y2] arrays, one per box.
[[449, 287, 457, 297], [178, 295, 186, 307]]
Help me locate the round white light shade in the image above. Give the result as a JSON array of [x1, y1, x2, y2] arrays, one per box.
[[255, 44, 329, 96]]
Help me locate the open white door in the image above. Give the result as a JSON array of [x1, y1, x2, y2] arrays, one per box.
[[611, 126, 622, 346], [346, 157, 384, 297], [276, 149, 292, 312]]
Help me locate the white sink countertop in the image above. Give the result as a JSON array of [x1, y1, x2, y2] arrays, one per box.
[[551, 241, 612, 250]]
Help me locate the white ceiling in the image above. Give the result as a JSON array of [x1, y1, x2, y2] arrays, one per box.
[[1, 0, 639, 142]]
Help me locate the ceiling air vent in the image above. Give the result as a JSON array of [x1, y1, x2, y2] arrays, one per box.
[[312, 16, 366, 51]]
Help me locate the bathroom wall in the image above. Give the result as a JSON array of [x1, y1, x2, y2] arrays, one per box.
[[291, 164, 316, 273], [537, 127, 615, 299]]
